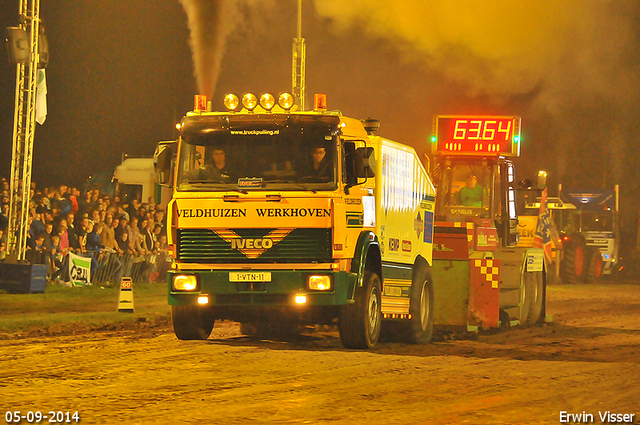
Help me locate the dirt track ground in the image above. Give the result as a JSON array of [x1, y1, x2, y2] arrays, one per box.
[[1, 281, 639, 424]]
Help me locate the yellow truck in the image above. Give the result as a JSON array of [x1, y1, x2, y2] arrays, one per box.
[[155, 93, 437, 349]]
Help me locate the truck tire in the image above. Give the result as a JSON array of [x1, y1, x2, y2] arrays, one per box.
[[584, 248, 603, 284], [525, 271, 544, 324], [339, 271, 382, 349], [172, 305, 215, 340], [403, 267, 434, 344], [559, 238, 586, 284]]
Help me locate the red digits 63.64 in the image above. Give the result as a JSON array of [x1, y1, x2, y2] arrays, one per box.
[[453, 119, 511, 141]]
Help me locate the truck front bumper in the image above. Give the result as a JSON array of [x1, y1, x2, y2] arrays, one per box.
[[168, 269, 355, 307]]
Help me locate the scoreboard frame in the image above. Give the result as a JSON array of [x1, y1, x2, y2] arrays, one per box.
[[432, 115, 521, 157]]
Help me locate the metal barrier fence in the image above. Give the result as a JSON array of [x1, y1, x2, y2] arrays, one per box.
[[91, 250, 172, 284], [27, 248, 172, 285]]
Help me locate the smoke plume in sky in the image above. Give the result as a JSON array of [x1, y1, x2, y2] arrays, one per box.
[[312, 0, 640, 190], [179, 0, 240, 100], [313, 1, 639, 110]]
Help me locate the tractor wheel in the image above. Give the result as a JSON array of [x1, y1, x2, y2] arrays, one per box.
[[519, 271, 531, 324], [525, 271, 544, 324], [400, 266, 434, 344], [559, 238, 586, 284], [172, 305, 215, 340], [339, 271, 382, 349], [584, 248, 603, 284]]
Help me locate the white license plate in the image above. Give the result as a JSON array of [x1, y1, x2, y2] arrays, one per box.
[[229, 272, 272, 282]]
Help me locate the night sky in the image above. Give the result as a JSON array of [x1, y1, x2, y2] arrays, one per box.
[[1, 0, 639, 225]]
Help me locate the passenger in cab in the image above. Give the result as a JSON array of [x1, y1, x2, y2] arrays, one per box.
[[301, 146, 332, 182]]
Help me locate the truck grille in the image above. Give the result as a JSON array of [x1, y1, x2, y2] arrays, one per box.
[[177, 228, 332, 263]]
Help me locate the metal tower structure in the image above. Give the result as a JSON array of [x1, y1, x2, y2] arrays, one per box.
[[292, 0, 306, 111], [7, 0, 42, 262]]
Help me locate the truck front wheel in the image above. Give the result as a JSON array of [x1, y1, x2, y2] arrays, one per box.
[[339, 271, 382, 349], [172, 305, 215, 340], [403, 267, 434, 344]]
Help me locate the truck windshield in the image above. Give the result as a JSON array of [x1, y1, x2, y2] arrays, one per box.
[[580, 211, 614, 232], [176, 114, 339, 192]]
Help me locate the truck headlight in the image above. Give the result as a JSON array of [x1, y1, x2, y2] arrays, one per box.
[[173, 275, 198, 291], [307, 275, 332, 291]]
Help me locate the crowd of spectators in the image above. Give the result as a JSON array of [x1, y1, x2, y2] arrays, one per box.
[[0, 177, 171, 284]]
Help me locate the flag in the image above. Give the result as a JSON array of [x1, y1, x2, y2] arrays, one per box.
[[533, 188, 553, 265], [35, 69, 47, 125], [68, 252, 92, 286]]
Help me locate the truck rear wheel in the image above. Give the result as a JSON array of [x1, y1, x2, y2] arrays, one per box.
[[584, 248, 603, 283], [525, 271, 544, 324], [402, 267, 434, 344], [559, 239, 585, 284], [339, 271, 382, 349], [172, 305, 215, 340]]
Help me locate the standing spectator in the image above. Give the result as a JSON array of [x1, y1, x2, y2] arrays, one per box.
[[143, 219, 156, 254], [100, 214, 119, 252], [0, 202, 9, 231], [114, 215, 127, 251], [153, 209, 166, 237], [29, 211, 46, 247], [90, 189, 99, 208], [76, 218, 98, 276], [78, 191, 93, 218], [86, 222, 103, 254], [126, 198, 140, 221], [90, 209, 101, 225], [26, 233, 46, 264], [127, 216, 144, 255], [43, 222, 54, 249], [99, 213, 122, 283], [65, 213, 80, 251], [69, 188, 80, 215], [49, 234, 64, 281], [75, 216, 90, 253]]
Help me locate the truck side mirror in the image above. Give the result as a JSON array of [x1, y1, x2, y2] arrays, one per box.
[[355, 147, 375, 178], [154, 143, 174, 186]]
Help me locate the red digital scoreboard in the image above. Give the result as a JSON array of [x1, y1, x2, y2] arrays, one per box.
[[432, 115, 521, 156]]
